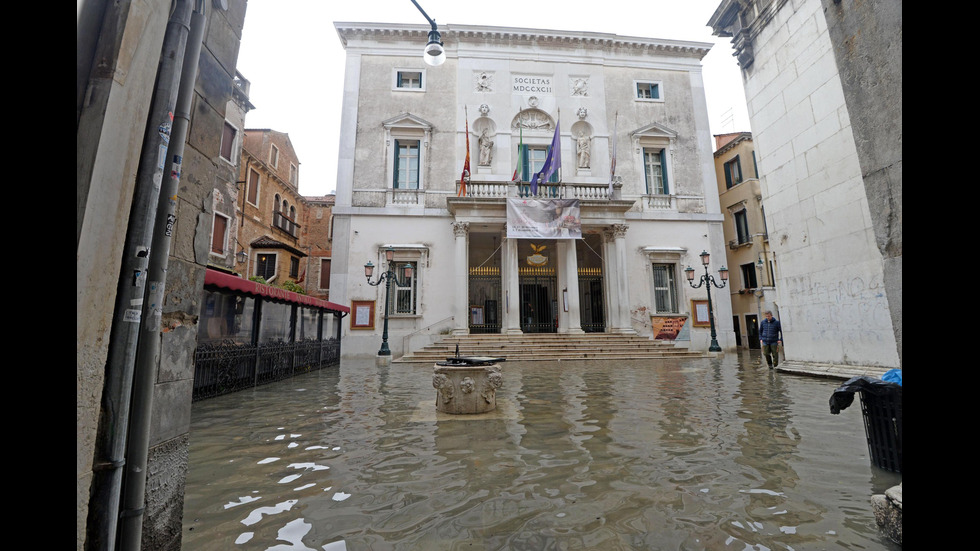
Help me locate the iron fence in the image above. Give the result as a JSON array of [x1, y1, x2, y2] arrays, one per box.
[[193, 338, 341, 401]]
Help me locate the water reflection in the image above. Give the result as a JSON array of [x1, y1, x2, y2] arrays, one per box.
[[183, 351, 900, 550]]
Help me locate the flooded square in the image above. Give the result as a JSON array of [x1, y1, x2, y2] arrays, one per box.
[[182, 352, 900, 550]]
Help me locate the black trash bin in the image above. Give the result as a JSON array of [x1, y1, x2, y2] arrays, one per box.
[[829, 376, 902, 473]]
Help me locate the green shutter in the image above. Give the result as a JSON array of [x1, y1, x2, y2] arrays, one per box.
[[521, 144, 530, 181], [724, 160, 733, 188], [393, 139, 401, 188]]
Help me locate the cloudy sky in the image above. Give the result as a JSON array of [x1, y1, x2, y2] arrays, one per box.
[[235, 0, 750, 196]]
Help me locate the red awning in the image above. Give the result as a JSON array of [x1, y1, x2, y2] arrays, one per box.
[[204, 268, 349, 313]]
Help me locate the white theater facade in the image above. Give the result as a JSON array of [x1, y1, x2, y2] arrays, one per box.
[[330, 22, 735, 358]]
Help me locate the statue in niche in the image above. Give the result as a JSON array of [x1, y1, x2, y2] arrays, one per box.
[[478, 129, 494, 166], [576, 131, 591, 168]]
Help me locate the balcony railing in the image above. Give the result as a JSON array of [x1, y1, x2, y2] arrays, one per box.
[[273, 211, 300, 237], [451, 181, 621, 201], [389, 188, 423, 206], [645, 194, 674, 209]]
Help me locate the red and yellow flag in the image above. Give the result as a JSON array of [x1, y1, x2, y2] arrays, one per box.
[[459, 108, 470, 197]]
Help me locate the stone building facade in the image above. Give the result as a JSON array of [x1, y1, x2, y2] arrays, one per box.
[[77, 1, 249, 549], [237, 129, 308, 287], [330, 23, 735, 358], [713, 132, 777, 349], [708, 0, 901, 368]]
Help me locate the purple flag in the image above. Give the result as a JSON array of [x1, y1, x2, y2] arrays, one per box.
[[531, 119, 561, 195]]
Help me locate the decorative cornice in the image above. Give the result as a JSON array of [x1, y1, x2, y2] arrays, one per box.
[[335, 23, 712, 60]]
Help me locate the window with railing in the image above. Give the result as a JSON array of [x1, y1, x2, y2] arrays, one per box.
[[734, 209, 750, 245], [388, 261, 417, 315], [394, 139, 420, 189], [272, 210, 299, 237], [652, 264, 678, 313], [740, 262, 758, 290], [644, 148, 669, 195]]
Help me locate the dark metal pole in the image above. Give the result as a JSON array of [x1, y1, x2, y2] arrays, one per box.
[[704, 265, 721, 352], [409, 0, 438, 30], [379, 268, 392, 356]]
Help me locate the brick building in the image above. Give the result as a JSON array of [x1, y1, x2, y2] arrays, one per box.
[[301, 195, 335, 301], [238, 129, 307, 287]]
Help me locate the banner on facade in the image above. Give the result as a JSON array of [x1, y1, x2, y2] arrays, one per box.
[[506, 198, 581, 239]]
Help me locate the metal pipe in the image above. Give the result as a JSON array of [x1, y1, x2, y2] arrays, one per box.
[[117, 2, 207, 549], [88, 2, 192, 549]]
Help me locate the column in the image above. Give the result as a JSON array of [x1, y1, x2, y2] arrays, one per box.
[[452, 221, 469, 335], [502, 225, 523, 334], [602, 229, 619, 333], [612, 223, 636, 334], [561, 240, 584, 334]]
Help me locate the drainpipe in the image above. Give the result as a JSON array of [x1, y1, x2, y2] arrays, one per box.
[[117, 1, 207, 549], [88, 2, 195, 550]]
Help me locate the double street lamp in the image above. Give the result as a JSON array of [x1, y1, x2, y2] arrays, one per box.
[[685, 250, 729, 352], [365, 247, 413, 357]]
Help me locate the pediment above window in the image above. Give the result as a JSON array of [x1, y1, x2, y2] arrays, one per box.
[[383, 113, 434, 132], [630, 122, 678, 141]]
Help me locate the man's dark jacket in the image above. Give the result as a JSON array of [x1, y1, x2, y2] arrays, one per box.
[[760, 318, 782, 344]]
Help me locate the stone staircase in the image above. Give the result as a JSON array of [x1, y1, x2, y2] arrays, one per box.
[[394, 333, 708, 363]]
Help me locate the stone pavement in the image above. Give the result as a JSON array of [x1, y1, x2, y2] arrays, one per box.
[[775, 360, 891, 381]]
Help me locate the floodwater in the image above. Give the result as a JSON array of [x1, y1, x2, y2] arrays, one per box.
[[182, 351, 901, 551]]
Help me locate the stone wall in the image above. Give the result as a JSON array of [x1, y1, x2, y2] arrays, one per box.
[[737, 0, 899, 367], [820, 0, 902, 366]]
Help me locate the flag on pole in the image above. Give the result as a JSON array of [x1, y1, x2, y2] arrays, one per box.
[[459, 107, 471, 197], [608, 111, 618, 197], [512, 111, 524, 183], [531, 117, 561, 195]]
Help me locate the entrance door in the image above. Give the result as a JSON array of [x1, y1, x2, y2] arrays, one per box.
[[519, 267, 557, 333], [579, 269, 605, 332], [469, 266, 501, 334], [733, 316, 742, 347], [745, 314, 760, 349]]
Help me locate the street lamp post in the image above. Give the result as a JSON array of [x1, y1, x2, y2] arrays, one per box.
[[685, 250, 729, 352], [365, 247, 413, 357]]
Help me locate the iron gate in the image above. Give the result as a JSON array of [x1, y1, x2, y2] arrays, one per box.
[[519, 266, 557, 333], [578, 267, 605, 333], [469, 266, 501, 334]]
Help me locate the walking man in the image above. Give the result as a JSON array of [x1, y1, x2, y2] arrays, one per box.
[[759, 310, 783, 368]]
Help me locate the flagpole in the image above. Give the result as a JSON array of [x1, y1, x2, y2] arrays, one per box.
[[459, 105, 470, 197], [609, 110, 618, 198], [556, 107, 561, 185]]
